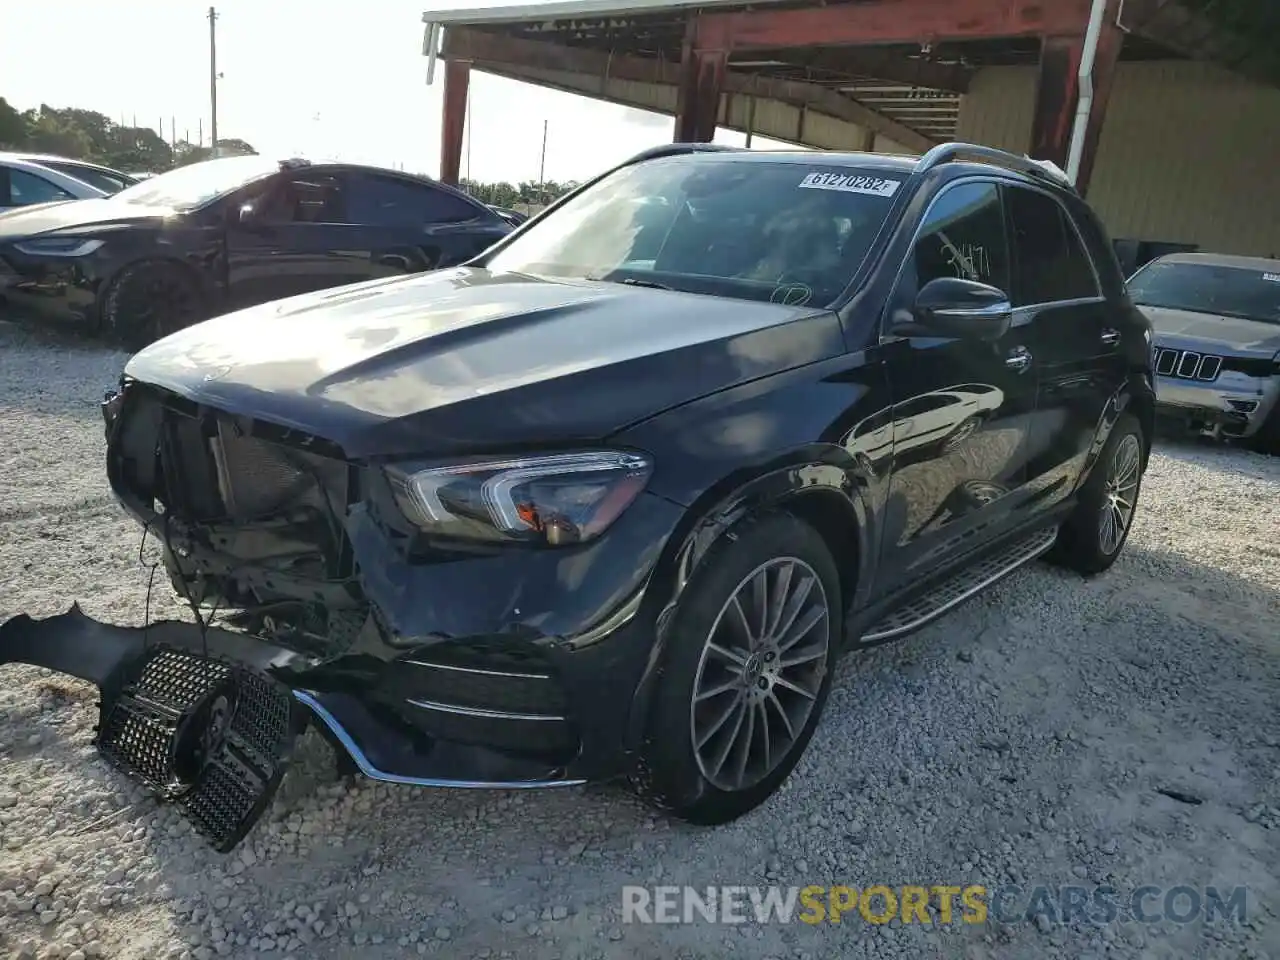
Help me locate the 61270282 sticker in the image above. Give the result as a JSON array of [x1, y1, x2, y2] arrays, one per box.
[[798, 172, 902, 197]]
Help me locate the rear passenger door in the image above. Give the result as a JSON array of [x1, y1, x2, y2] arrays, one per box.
[[338, 171, 510, 268], [1003, 183, 1124, 508]]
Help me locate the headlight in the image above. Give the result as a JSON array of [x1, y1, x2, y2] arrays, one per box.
[[388, 450, 653, 546], [13, 237, 105, 257]]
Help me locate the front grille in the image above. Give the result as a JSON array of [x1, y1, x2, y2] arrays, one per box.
[[1155, 348, 1222, 382]]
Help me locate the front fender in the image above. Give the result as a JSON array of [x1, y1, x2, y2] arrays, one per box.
[[622, 451, 874, 753]]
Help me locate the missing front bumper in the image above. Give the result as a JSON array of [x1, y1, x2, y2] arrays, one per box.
[[0, 605, 587, 852]]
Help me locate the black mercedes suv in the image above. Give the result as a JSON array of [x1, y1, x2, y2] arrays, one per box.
[[0, 142, 1156, 852]]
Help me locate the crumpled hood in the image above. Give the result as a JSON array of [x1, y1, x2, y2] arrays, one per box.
[[125, 268, 842, 458], [1141, 305, 1280, 358], [0, 197, 173, 239]]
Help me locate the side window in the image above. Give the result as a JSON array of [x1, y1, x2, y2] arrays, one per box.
[[911, 182, 1011, 294], [342, 173, 485, 227], [254, 173, 346, 224], [1004, 185, 1099, 305], [8, 168, 75, 206], [899, 393, 959, 418]]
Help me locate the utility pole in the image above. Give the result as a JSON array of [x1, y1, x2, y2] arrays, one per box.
[[208, 6, 219, 156]]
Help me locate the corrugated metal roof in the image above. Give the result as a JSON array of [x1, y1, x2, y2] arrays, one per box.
[[421, 0, 782, 26]]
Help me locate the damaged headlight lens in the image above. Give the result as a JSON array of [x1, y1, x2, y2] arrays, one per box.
[[388, 450, 653, 546]]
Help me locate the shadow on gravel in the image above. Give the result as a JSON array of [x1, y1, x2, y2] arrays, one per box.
[[44, 539, 1264, 960]]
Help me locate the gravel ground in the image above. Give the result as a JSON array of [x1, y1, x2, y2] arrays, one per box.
[[0, 320, 1278, 960]]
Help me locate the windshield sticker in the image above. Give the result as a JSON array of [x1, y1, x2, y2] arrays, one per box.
[[1263, 273, 1280, 283], [798, 172, 901, 197]]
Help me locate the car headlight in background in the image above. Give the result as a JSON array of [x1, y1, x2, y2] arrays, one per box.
[[12, 237, 105, 257], [389, 450, 653, 546]]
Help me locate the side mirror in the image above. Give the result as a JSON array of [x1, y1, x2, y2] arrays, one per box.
[[910, 277, 1013, 340], [236, 202, 259, 225]]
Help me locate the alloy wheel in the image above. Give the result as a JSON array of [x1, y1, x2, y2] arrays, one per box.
[[689, 557, 830, 792], [1099, 433, 1141, 555]]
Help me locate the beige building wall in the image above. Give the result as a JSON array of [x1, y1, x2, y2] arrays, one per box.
[[957, 60, 1280, 257]]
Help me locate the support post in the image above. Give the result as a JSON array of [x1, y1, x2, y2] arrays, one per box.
[[1029, 35, 1083, 170], [673, 17, 729, 142], [1029, 16, 1122, 194], [439, 59, 471, 185]]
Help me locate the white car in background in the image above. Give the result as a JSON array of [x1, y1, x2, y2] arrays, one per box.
[[0, 156, 107, 211], [0, 152, 138, 195]]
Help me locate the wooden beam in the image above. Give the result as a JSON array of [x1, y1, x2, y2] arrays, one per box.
[[698, 0, 1093, 51], [674, 20, 728, 142], [784, 47, 975, 94], [1029, 35, 1082, 169], [443, 27, 938, 151], [439, 59, 470, 186]]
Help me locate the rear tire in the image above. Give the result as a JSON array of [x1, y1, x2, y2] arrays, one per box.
[[629, 513, 841, 825], [1247, 406, 1280, 456], [1046, 412, 1145, 576], [101, 260, 203, 351]]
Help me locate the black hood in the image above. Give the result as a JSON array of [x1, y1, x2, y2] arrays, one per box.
[[124, 268, 844, 459], [0, 197, 175, 239]]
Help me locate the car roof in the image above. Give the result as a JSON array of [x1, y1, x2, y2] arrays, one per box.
[[659, 149, 920, 176], [0, 156, 110, 196], [1153, 252, 1280, 271], [642, 148, 1077, 196], [0, 151, 127, 174]]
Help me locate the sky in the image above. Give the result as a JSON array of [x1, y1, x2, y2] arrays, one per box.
[[0, 0, 793, 184]]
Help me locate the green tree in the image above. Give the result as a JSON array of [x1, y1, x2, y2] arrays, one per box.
[[0, 97, 26, 147]]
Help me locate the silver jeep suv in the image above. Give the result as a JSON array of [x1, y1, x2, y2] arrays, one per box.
[[1129, 252, 1280, 450]]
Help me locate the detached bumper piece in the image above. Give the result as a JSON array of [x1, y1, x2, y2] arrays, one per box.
[[0, 605, 306, 853], [98, 649, 302, 852]]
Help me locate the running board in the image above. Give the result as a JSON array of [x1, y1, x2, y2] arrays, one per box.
[[862, 526, 1058, 643]]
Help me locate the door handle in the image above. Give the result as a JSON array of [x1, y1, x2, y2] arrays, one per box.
[[1101, 328, 1121, 347], [1005, 345, 1033, 373]]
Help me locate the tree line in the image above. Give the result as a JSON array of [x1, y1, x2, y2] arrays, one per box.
[[1, 97, 579, 204], [0, 98, 256, 172], [457, 177, 579, 208]]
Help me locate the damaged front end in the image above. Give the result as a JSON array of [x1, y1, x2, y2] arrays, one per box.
[[2, 380, 600, 852]]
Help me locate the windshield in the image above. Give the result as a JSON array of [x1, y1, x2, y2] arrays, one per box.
[[485, 156, 904, 307], [111, 155, 280, 210], [1128, 260, 1280, 325]]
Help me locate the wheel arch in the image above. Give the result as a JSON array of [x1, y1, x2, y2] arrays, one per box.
[[96, 255, 211, 335], [1077, 376, 1154, 493], [623, 452, 874, 753]]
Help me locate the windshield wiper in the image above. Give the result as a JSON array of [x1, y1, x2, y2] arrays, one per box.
[[609, 277, 674, 291]]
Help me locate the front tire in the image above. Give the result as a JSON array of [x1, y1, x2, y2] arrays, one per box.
[[101, 260, 203, 350], [1046, 412, 1145, 575], [629, 513, 841, 825]]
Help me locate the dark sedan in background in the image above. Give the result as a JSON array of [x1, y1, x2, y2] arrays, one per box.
[[0, 155, 513, 347]]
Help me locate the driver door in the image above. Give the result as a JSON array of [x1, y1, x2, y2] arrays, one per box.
[[874, 179, 1040, 595]]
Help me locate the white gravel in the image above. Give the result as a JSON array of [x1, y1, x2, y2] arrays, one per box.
[[1, 320, 1277, 960]]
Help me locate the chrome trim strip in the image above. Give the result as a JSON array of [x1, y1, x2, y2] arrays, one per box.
[[405, 697, 566, 722], [292, 691, 585, 789], [401, 659, 551, 680]]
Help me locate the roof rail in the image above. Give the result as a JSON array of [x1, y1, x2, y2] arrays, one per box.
[[621, 142, 745, 167], [914, 142, 1075, 191]]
